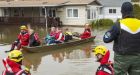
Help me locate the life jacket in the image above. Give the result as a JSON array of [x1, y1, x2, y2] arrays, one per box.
[[18, 31, 30, 46], [114, 18, 140, 55], [80, 29, 91, 39], [50, 31, 56, 37], [29, 32, 40, 47], [2, 58, 30, 75], [64, 31, 72, 36], [96, 51, 114, 75], [55, 32, 64, 41], [64, 31, 73, 42]]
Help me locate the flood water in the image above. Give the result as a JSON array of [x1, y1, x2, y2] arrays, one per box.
[[0, 25, 114, 75]]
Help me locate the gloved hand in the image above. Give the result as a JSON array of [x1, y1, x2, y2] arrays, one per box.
[[14, 41, 18, 43], [14, 39, 19, 44], [25, 67, 30, 73]]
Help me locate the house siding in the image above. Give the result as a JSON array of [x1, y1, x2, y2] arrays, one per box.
[[99, 7, 121, 21], [57, 6, 87, 26]]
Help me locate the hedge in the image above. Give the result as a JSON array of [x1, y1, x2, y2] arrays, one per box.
[[91, 19, 114, 27]]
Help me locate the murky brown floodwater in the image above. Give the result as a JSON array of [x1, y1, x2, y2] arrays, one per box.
[[0, 25, 114, 75]]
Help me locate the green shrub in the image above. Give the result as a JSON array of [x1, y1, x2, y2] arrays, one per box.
[[98, 19, 114, 26], [91, 19, 114, 27], [132, 0, 139, 2], [133, 4, 140, 19]]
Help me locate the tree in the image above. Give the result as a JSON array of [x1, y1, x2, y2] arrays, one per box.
[[133, 4, 140, 19]]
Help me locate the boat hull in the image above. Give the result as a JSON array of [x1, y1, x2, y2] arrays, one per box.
[[22, 36, 96, 53]]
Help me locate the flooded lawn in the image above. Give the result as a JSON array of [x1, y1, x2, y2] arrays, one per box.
[[0, 25, 114, 75]]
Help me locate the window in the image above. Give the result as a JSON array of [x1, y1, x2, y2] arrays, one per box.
[[4, 8, 9, 17], [14, 9, 19, 16], [98, 7, 102, 15], [48, 9, 56, 17], [21, 8, 24, 16], [67, 9, 73, 17], [109, 9, 116, 14], [40, 8, 56, 17], [73, 9, 78, 17], [87, 9, 96, 19], [41, 8, 45, 16], [87, 9, 90, 19], [67, 8, 78, 18]]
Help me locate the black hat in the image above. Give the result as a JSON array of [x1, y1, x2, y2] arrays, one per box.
[[121, 2, 133, 16]]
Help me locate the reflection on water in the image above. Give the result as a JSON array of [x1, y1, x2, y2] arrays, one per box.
[[23, 43, 94, 73]]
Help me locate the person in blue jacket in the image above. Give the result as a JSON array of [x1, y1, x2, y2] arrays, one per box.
[[103, 2, 140, 75]]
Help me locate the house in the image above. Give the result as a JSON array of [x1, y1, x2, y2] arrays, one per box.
[[0, 0, 131, 26], [98, 0, 131, 21]]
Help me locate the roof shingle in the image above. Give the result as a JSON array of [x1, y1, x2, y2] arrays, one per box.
[[98, 0, 131, 7], [0, 0, 98, 7]]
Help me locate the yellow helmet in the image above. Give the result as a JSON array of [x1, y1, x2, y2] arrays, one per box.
[[8, 50, 23, 62], [93, 45, 108, 56], [20, 25, 27, 30]]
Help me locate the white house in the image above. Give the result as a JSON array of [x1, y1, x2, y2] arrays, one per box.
[[0, 0, 131, 26], [98, 0, 131, 21]]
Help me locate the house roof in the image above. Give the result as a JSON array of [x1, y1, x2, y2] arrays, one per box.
[[0, 0, 101, 7], [98, 0, 131, 7]]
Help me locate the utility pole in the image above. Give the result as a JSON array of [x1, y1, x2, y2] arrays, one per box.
[[44, 7, 48, 33]]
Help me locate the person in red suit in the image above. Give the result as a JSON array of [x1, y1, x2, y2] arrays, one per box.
[[80, 23, 91, 39], [54, 27, 64, 43], [93, 45, 114, 75], [5, 25, 30, 53], [2, 50, 31, 75]]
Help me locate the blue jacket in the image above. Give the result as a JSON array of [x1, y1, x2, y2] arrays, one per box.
[[104, 18, 140, 55], [103, 23, 120, 43]]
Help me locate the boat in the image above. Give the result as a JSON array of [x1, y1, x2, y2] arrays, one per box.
[[22, 36, 96, 53]]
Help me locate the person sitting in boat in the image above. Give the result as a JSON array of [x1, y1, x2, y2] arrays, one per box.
[[5, 25, 30, 53], [54, 27, 64, 43], [93, 45, 114, 75], [45, 27, 56, 45], [29, 29, 40, 47], [2, 50, 31, 75], [64, 28, 73, 42], [80, 23, 91, 39]]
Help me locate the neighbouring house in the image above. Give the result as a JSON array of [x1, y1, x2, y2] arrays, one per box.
[[0, 0, 131, 27], [98, 0, 131, 21]]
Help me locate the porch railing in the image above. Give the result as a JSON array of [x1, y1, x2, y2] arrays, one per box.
[[0, 17, 62, 27]]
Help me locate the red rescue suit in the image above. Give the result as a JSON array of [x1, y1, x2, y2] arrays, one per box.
[[80, 29, 91, 39], [18, 31, 30, 46], [2, 58, 30, 75], [11, 31, 30, 50], [96, 51, 114, 75]]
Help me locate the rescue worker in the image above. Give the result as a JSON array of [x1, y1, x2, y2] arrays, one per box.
[[2, 50, 31, 75], [103, 2, 140, 75], [93, 45, 114, 75], [64, 28, 73, 42], [5, 25, 30, 53], [29, 29, 40, 47], [80, 23, 91, 39]]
